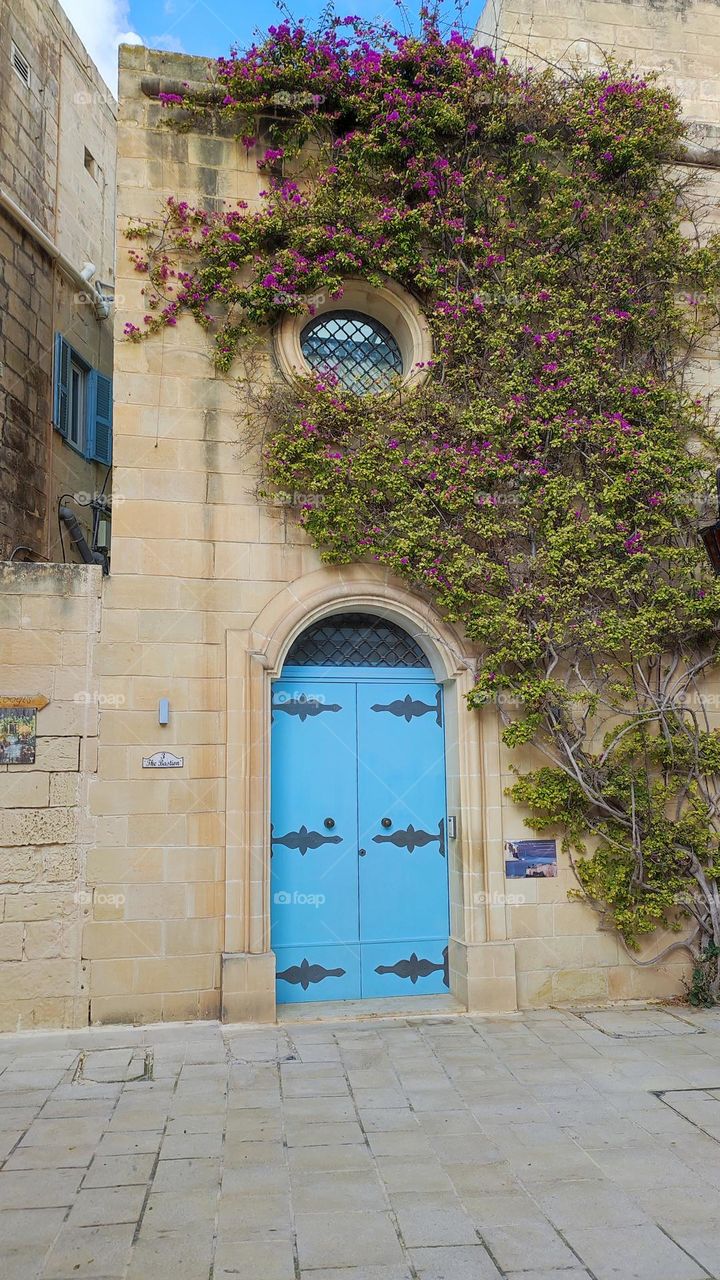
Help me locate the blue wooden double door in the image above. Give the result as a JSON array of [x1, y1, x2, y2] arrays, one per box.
[[271, 670, 449, 1003]]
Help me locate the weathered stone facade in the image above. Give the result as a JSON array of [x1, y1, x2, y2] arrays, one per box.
[[2, 1, 720, 1029], [0, 562, 101, 1029], [0, 0, 115, 561], [479, 0, 720, 131]]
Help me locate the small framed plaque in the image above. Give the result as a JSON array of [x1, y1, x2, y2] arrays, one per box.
[[0, 696, 47, 765], [505, 838, 557, 879], [142, 751, 184, 769]]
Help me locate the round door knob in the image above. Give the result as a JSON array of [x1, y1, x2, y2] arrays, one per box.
[[381, 817, 392, 829], [324, 817, 335, 829], [359, 848, 367, 857]]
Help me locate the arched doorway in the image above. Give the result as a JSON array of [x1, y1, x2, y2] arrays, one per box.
[[270, 613, 450, 1004]]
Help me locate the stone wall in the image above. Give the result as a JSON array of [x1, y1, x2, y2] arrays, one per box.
[[0, 0, 115, 562], [88, 36, 709, 1027], [478, 0, 720, 129], [0, 562, 101, 1029], [86, 46, 286, 1024], [3, 11, 717, 1029], [0, 213, 54, 559], [474, 0, 720, 1007]]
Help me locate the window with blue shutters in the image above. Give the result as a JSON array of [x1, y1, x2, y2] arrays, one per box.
[[53, 334, 70, 438], [52, 334, 112, 464], [88, 370, 112, 464]]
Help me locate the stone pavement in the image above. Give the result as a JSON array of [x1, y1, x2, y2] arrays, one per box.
[[2, 1005, 720, 1280]]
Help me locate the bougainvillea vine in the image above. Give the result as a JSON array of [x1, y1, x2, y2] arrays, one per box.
[[125, 15, 720, 998]]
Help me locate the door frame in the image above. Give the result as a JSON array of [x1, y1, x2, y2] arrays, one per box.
[[270, 665, 450, 1004], [222, 565, 518, 1022]]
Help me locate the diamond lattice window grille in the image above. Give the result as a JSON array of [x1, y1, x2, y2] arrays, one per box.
[[284, 613, 431, 668], [300, 311, 403, 394]]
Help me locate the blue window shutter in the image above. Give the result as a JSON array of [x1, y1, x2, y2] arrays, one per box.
[[53, 334, 70, 436], [87, 370, 113, 464]]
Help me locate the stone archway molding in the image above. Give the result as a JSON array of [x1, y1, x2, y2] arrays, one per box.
[[221, 564, 517, 1022]]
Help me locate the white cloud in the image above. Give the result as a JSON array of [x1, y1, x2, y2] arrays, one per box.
[[59, 0, 144, 95], [149, 32, 185, 53]]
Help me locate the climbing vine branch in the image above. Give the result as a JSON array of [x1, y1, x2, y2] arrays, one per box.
[[125, 14, 720, 999]]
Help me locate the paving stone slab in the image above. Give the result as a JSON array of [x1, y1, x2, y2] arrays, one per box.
[[126, 1231, 216, 1280], [504, 1271, 591, 1280], [3, 1010, 720, 1279], [295, 1209, 405, 1269], [560, 1223, 707, 1280], [578, 1010, 700, 1038], [0, 1169, 83, 1210], [409, 1244, 503, 1279], [292, 1168, 387, 1214], [299, 1269, 412, 1280], [359, 1108, 420, 1133], [285, 1119, 365, 1147], [213, 1238, 296, 1280], [478, 1222, 581, 1272], [82, 1153, 155, 1187], [221, 1163, 291, 1195], [96, 1129, 163, 1155], [288, 1142, 375, 1173], [142, 1188, 219, 1233], [376, 1159, 456, 1196], [40, 1222, 135, 1278], [394, 1203, 478, 1247], [160, 1131, 224, 1159], [533, 1178, 650, 1230], [4, 1142, 97, 1171], [66, 1184, 147, 1226], [216, 1191, 292, 1241], [150, 1155, 222, 1193], [663, 1227, 720, 1276], [0, 1205, 67, 1245]]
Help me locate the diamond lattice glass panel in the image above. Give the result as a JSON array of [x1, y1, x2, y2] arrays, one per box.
[[285, 613, 431, 668], [300, 311, 403, 394]]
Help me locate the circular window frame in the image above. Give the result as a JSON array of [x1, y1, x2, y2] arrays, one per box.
[[274, 277, 433, 392]]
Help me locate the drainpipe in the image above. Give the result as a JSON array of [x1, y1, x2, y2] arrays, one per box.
[[0, 187, 112, 320], [59, 506, 107, 570]]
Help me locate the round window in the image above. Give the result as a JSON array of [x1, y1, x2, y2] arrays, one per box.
[[300, 310, 403, 395]]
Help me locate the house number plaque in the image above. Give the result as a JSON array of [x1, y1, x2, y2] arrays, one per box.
[[142, 751, 184, 769]]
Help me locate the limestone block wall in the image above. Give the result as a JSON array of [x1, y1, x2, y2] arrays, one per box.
[[496, 739, 692, 1008], [87, 39, 708, 1027], [0, 0, 116, 561], [0, 562, 101, 1029], [478, 0, 720, 130], [470, 0, 720, 1008], [84, 46, 308, 1025]]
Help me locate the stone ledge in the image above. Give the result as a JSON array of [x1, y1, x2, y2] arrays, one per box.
[[221, 951, 276, 1024]]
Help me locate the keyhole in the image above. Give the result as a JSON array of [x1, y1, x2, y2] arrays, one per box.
[[324, 817, 335, 829], [359, 848, 367, 857], [381, 817, 392, 829]]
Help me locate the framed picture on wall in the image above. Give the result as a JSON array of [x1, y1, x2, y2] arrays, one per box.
[[505, 838, 557, 879], [0, 706, 37, 764]]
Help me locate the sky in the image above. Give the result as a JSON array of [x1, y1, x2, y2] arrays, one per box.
[[59, 0, 486, 96]]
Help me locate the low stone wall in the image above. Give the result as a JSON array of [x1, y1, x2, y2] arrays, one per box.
[[0, 562, 101, 1029]]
